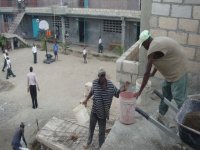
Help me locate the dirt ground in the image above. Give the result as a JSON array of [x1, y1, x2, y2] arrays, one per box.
[[0, 48, 119, 150]]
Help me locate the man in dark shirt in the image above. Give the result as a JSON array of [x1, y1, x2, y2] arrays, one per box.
[[11, 122, 27, 150], [82, 68, 129, 149]]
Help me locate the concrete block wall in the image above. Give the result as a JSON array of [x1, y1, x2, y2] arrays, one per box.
[[150, 0, 200, 93], [116, 41, 140, 84]]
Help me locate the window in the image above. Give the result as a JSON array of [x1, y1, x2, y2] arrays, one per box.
[[103, 20, 122, 33], [53, 16, 69, 29], [53, 16, 61, 28], [65, 17, 69, 29]]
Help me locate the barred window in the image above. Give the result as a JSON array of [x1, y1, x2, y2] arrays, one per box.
[[53, 16, 61, 27], [65, 17, 69, 29], [103, 20, 122, 33], [53, 17, 69, 29]]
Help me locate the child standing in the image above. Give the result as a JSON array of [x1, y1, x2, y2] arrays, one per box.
[[83, 47, 87, 64]]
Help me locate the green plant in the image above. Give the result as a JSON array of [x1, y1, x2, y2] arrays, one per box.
[[0, 35, 6, 50], [60, 42, 70, 55], [41, 38, 46, 51], [38, 30, 47, 51], [114, 45, 124, 56]]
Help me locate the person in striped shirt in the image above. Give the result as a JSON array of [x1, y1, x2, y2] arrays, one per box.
[[82, 68, 129, 149]]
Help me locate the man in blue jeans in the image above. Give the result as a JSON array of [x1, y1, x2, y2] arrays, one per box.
[[82, 68, 129, 149], [135, 30, 188, 124]]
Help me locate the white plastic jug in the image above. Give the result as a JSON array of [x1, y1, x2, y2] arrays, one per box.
[[73, 104, 89, 125]]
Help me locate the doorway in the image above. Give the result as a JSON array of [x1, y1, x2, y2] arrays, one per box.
[[79, 18, 85, 43]]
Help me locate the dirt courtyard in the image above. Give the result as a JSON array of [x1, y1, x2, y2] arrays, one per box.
[[0, 48, 119, 150]]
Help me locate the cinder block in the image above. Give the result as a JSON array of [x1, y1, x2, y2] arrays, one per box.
[[163, 0, 182, 3], [171, 5, 192, 18], [159, 17, 177, 30], [131, 74, 138, 84], [116, 60, 122, 72], [122, 60, 139, 74], [168, 31, 187, 45], [152, 3, 170, 16], [179, 19, 199, 32], [193, 6, 200, 19], [185, 0, 200, 4], [149, 16, 158, 28], [116, 72, 121, 82], [117, 73, 132, 83], [195, 48, 200, 62], [183, 46, 196, 60], [188, 34, 200, 46], [187, 60, 200, 73], [150, 29, 168, 37]]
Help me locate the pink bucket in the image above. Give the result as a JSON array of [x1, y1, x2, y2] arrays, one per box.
[[119, 91, 136, 125]]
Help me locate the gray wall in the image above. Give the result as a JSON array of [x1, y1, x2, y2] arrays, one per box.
[[18, 15, 33, 38], [125, 21, 138, 50], [34, 0, 140, 10], [67, 17, 79, 43], [0, 14, 4, 32], [88, 0, 140, 10], [76, 18, 121, 49], [84, 19, 100, 47], [37, 0, 62, 6]]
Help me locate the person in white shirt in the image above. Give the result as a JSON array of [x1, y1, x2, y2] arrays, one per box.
[[6, 55, 16, 79], [32, 43, 37, 64], [83, 47, 87, 64], [98, 36, 103, 53], [2, 49, 8, 72], [27, 66, 40, 109]]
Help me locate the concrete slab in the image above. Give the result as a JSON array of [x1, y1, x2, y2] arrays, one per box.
[[102, 97, 184, 150]]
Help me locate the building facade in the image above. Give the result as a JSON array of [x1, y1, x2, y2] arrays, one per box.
[[0, 0, 141, 50]]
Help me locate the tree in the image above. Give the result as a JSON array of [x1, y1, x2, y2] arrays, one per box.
[[0, 35, 6, 51]]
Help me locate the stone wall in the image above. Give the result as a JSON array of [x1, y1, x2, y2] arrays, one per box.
[[147, 0, 200, 94], [116, 41, 139, 84]]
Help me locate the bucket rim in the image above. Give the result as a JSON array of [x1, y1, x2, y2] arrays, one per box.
[[119, 91, 137, 100]]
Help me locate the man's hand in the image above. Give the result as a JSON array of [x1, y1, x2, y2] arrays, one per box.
[[27, 87, 29, 93], [37, 87, 40, 91], [134, 92, 141, 99]]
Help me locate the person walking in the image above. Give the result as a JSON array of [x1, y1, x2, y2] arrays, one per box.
[[2, 49, 8, 72], [83, 47, 87, 64], [53, 41, 59, 61], [27, 66, 40, 109], [135, 30, 188, 124], [81, 68, 129, 149], [32, 43, 37, 64], [98, 36, 103, 53], [11, 122, 27, 150], [6, 54, 16, 79]]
